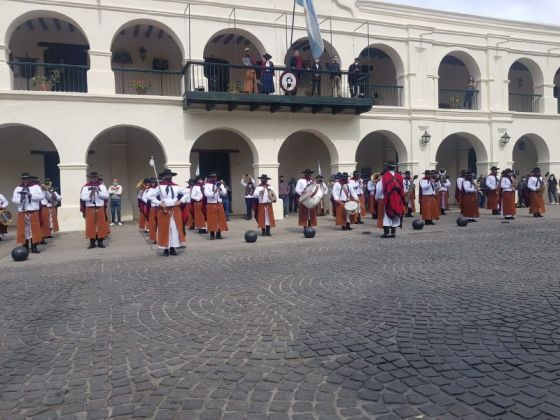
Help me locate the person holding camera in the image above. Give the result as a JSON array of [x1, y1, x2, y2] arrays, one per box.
[[204, 172, 228, 240], [241, 174, 256, 220], [108, 178, 123, 226], [80, 171, 110, 249]]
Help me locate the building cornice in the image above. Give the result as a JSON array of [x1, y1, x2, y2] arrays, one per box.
[[0, 91, 182, 106]]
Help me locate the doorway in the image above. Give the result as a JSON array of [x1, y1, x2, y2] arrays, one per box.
[[199, 151, 231, 185]]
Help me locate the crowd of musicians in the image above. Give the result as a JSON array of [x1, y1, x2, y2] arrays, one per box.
[[0, 164, 549, 255]]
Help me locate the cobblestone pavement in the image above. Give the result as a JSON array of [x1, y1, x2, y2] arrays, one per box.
[[1, 207, 560, 419]]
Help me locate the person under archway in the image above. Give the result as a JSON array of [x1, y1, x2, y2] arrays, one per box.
[[332, 172, 358, 231], [485, 166, 501, 215], [295, 169, 319, 229], [528, 167, 546, 218], [461, 173, 480, 222], [204, 172, 228, 240], [500, 169, 517, 220], [80, 171, 110, 249], [253, 174, 276, 236], [419, 170, 440, 225], [377, 161, 405, 238], [242, 48, 259, 94]]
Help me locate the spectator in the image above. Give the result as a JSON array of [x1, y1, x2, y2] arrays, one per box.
[[329, 56, 342, 97], [108, 178, 123, 226], [477, 175, 486, 208], [463, 75, 477, 109], [241, 174, 256, 220], [288, 177, 298, 212], [278, 175, 290, 217], [517, 175, 527, 207], [221, 179, 232, 221], [547, 174, 558, 204], [348, 57, 361, 98]]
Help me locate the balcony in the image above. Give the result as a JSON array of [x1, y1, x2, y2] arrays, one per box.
[[509, 93, 541, 113], [183, 61, 377, 115], [10, 61, 89, 93], [113, 68, 183, 97], [439, 88, 479, 110]]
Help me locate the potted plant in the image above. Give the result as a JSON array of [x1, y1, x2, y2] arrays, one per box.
[[31, 69, 63, 92], [449, 96, 461, 109], [227, 81, 241, 93], [130, 80, 151, 95]]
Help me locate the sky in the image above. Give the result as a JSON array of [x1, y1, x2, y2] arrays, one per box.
[[377, 0, 560, 26]]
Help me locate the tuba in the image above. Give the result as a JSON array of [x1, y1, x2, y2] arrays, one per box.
[[370, 172, 381, 183]]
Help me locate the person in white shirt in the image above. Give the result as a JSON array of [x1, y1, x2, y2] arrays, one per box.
[[403, 171, 416, 217], [527, 167, 545, 218], [241, 174, 256, 220], [151, 169, 189, 256], [108, 178, 123, 226], [183, 179, 195, 231], [461, 173, 480, 221], [295, 169, 319, 229], [367, 173, 380, 219], [12, 173, 45, 253], [485, 166, 501, 215], [204, 172, 228, 240], [80, 171, 110, 249], [191, 177, 207, 233], [332, 172, 358, 230], [438, 174, 452, 215], [142, 178, 158, 241], [316, 175, 329, 217], [455, 169, 466, 207], [137, 178, 150, 232], [253, 174, 276, 236], [419, 170, 439, 225], [0, 192, 8, 240], [348, 171, 366, 224], [500, 169, 516, 220], [40, 178, 61, 241]]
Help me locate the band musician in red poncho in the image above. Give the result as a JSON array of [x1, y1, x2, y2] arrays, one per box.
[[379, 161, 405, 238]]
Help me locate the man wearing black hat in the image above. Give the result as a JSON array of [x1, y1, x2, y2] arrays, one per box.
[[461, 173, 479, 222], [151, 169, 189, 256], [137, 178, 151, 232], [485, 166, 501, 215], [316, 175, 329, 216], [348, 57, 361, 98], [295, 169, 319, 229], [40, 178, 61, 240], [253, 174, 276, 236], [142, 178, 158, 241], [349, 171, 366, 224], [527, 167, 545, 217], [455, 169, 467, 207], [332, 172, 358, 230], [12, 172, 45, 252], [191, 176, 207, 233], [182, 179, 195, 231], [403, 171, 416, 217], [377, 162, 406, 238], [500, 169, 517, 220], [204, 172, 228, 240], [80, 171, 110, 249], [419, 170, 439, 225]]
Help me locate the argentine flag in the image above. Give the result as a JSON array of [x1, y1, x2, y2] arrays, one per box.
[[296, 0, 325, 60]]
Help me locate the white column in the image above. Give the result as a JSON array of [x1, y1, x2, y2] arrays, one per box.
[[537, 83, 557, 114], [88, 51, 115, 94], [252, 162, 282, 220], [0, 45, 12, 90], [109, 143, 132, 221], [57, 163, 88, 232]]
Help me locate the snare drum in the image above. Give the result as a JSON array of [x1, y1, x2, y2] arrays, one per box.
[[299, 183, 324, 209], [344, 200, 359, 215]]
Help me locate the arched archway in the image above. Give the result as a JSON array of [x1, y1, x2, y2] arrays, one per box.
[[438, 51, 481, 110], [512, 134, 550, 177], [356, 131, 407, 178], [190, 129, 257, 215], [0, 124, 60, 215], [111, 20, 184, 96], [87, 126, 166, 220], [358, 44, 404, 106], [508, 58, 544, 112], [554, 68, 560, 113], [7, 11, 90, 92], [202, 29, 267, 93], [436, 133, 489, 203]]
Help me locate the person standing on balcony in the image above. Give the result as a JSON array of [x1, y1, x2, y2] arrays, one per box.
[[289, 49, 304, 95], [463, 75, 477, 109], [261, 53, 275, 94], [108, 178, 123, 226], [547, 174, 558, 205], [485, 166, 501, 215], [329, 56, 342, 97], [242, 48, 258, 94], [311, 59, 321, 96], [348, 57, 362, 98], [278, 175, 290, 218]]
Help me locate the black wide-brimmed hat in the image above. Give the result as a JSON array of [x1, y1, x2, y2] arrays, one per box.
[[187, 178, 195, 184], [87, 171, 100, 178], [259, 174, 271, 180], [207, 171, 218, 178], [533, 167, 541, 172], [424, 170, 432, 175], [143, 177, 151, 183], [490, 166, 500, 171], [341, 172, 349, 178], [302, 168, 314, 174], [20, 172, 31, 178], [316, 175, 324, 179], [159, 169, 177, 177], [460, 169, 467, 174], [352, 170, 360, 176], [404, 170, 411, 175], [263, 53, 272, 60], [148, 177, 157, 183], [385, 161, 397, 169]]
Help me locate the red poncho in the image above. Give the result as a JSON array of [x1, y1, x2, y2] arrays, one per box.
[[382, 171, 405, 218]]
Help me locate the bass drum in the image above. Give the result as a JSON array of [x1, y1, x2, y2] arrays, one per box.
[[0, 209, 13, 226], [344, 201, 359, 215], [299, 183, 324, 209]]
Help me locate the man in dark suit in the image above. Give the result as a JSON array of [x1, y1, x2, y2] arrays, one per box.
[[348, 57, 361, 98]]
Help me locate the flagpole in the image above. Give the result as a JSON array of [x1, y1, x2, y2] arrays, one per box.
[[290, 0, 296, 49]]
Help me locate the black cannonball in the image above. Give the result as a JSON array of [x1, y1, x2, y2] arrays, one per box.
[[244, 230, 258, 243], [456, 216, 469, 227], [11, 246, 29, 262], [412, 219, 424, 230], [303, 227, 316, 238]]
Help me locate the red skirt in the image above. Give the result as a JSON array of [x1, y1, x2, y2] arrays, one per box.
[[462, 193, 480, 218], [501, 191, 516, 216], [206, 203, 228, 232], [529, 191, 545, 214], [420, 196, 439, 221]]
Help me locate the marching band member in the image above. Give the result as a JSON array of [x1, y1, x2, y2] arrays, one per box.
[[461, 173, 479, 222], [253, 174, 276, 236], [40, 179, 61, 240], [528, 167, 545, 218], [403, 171, 415, 217], [295, 169, 318, 229], [419, 170, 439, 225], [137, 178, 150, 232], [0, 192, 8, 240], [143, 178, 158, 243], [438, 175, 451, 215], [191, 177, 207, 233], [455, 169, 466, 207], [80, 171, 110, 249], [349, 171, 366, 224], [204, 172, 228, 240], [182, 179, 195, 231], [330, 173, 341, 218], [367, 173, 379, 219], [332, 172, 358, 231], [316, 175, 329, 216], [485, 166, 501, 215], [377, 161, 405, 238], [150, 169, 188, 256], [500, 169, 516, 220], [12, 173, 44, 253]]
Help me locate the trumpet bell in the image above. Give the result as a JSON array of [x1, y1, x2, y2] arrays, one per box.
[[371, 172, 381, 182]]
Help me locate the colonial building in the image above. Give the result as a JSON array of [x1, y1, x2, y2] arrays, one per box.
[[1, 0, 559, 231]]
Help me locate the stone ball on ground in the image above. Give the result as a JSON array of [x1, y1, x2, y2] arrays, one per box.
[[244, 230, 259, 243], [11, 246, 29, 262], [303, 227, 316, 238], [412, 219, 425, 230], [456, 216, 469, 227]]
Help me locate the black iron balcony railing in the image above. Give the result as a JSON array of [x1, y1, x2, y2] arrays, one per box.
[[366, 84, 403, 106], [9, 61, 89, 93], [509, 93, 541, 113], [439, 88, 479, 110], [112, 67, 183, 97]]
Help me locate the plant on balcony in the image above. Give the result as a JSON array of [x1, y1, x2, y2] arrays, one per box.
[[449, 96, 461, 109], [130, 80, 151, 95], [31, 69, 62, 92], [227, 81, 242, 93]]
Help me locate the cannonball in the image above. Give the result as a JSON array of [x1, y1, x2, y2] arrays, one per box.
[[244, 230, 258, 243], [303, 227, 316, 238], [456, 216, 469, 227], [11, 246, 29, 262], [412, 219, 425, 230]]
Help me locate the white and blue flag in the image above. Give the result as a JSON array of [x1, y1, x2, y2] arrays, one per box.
[[295, 0, 324, 60]]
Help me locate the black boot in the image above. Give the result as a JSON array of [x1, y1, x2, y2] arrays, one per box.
[[346, 223, 353, 231], [97, 239, 105, 248], [31, 244, 40, 254], [210, 232, 215, 240], [163, 249, 169, 257], [357, 217, 364, 224], [262, 228, 266, 236], [266, 226, 271, 237], [198, 229, 204, 234], [216, 231, 223, 240], [170, 247, 177, 256], [88, 239, 96, 249], [390, 228, 396, 238], [380, 227, 391, 238]]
